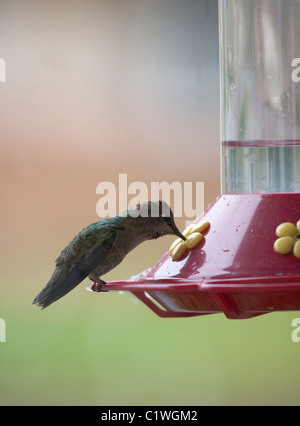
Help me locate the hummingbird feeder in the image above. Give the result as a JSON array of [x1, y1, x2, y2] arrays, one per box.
[[89, 0, 300, 319]]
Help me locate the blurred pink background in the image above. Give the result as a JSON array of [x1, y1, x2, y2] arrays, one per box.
[[0, 0, 220, 293]]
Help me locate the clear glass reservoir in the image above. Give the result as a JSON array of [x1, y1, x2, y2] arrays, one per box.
[[219, 0, 300, 193]]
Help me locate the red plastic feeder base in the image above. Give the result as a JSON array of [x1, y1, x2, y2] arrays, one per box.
[[88, 193, 300, 319]]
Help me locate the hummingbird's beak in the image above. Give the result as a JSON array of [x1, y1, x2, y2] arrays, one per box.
[[171, 223, 186, 241]]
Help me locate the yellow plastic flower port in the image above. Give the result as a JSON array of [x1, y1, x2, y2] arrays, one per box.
[[274, 221, 300, 258], [169, 220, 210, 261]]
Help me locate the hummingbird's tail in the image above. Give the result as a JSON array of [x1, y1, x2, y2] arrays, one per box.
[[32, 266, 89, 309]]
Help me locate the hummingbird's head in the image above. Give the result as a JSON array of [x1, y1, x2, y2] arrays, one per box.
[[133, 200, 186, 241]]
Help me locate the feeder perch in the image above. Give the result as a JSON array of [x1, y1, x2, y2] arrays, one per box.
[[89, 0, 300, 319]]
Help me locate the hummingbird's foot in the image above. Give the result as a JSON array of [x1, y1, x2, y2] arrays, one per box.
[[90, 279, 109, 292]]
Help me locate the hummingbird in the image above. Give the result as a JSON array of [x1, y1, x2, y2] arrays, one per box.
[[33, 200, 185, 309]]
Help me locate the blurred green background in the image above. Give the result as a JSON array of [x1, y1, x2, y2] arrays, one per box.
[[1, 0, 300, 406]]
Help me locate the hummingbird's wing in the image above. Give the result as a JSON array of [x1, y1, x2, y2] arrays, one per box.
[[32, 235, 115, 309]]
